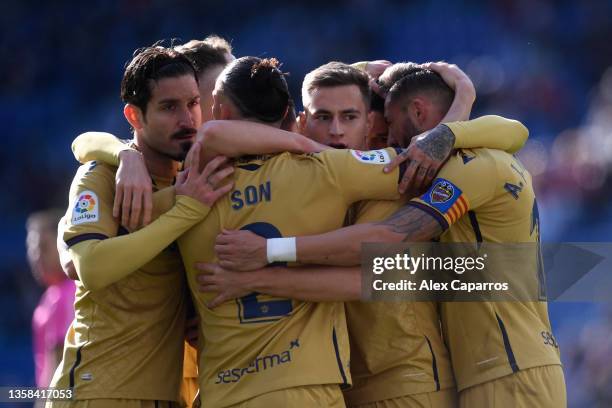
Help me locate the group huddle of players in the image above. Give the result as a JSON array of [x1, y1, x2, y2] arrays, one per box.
[[48, 35, 566, 407]]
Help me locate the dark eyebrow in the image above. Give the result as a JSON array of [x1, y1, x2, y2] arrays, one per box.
[[312, 108, 361, 115], [157, 95, 200, 105], [157, 98, 179, 105]]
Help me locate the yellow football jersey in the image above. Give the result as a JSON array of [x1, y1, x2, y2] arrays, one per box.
[[407, 148, 561, 391], [51, 162, 188, 401], [341, 199, 455, 406], [177, 148, 404, 408]]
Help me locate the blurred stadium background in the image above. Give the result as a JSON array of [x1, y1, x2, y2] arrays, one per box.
[[1, 0, 611, 406]]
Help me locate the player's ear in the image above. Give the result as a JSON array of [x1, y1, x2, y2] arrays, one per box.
[[297, 111, 307, 135], [219, 103, 233, 120], [213, 90, 240, 120], [214, 93, 235, 120], [212, 92, 222, 120], [124, 104, 145, 130], [409, 97, 428, 129]]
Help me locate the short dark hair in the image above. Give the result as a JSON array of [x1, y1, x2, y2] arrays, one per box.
[[217, 56, 290, 123], [302, 62, 371, 108], [370, 92, 385, 113], [175, 35, 233, 75], [120, 45, 198, 115], [379, 62, 454, 111]]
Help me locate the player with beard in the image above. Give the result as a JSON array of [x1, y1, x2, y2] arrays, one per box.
[[71, 36, 236, 230], [63, 37, 325, 407], [61, 37, 236, 408], [48, 45, 235, 408], [377, 62, 565, 408]]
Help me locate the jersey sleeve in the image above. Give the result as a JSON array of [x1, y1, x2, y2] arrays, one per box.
[[407, 150, 498, 231], [72, 132, 133, 165], [68, 195, 210, 291], [321, 148, 404, 204], [61, 163, 212, 291], [62, 162, 119, 246], [151, 186, 177, 219], [446, 115, 528, 154]]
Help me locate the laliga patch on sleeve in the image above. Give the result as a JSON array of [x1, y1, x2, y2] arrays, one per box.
[[350, 149, 391, 165], [71, 190, 99, 225], [420, 178, 462, 213]]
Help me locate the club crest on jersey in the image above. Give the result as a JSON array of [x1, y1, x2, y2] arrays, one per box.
[[420, 178, 464, 216], [350, 149, 391, 165], [72, 191, 99, 225], [431, 181, 455, 204]]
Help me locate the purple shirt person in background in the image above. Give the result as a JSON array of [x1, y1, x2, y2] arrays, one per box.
[[26, 209, 75, 387]]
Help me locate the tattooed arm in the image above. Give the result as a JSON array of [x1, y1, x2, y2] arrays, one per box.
[[386, 116, 530, 194], [214, 203, 443, 269], [387, 124, 455, 195], [294, 205, 443, 266], [201, 204, 441, 305]]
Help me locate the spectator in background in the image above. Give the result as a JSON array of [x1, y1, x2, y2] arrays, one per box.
[[564, 305, 612, 406], [26, 209, 75, 387]]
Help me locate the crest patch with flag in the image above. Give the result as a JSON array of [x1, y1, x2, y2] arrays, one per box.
[[420, 178, 468, 224], [431, 181, 454, 204]]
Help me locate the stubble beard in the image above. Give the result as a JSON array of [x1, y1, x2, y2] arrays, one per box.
[[401, 117, 422, 148], [160, 140, 192, 162]]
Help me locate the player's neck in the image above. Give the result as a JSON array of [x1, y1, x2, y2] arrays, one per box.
[[133, 139, 180, 179]]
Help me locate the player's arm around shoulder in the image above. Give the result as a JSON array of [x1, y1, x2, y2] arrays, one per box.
[[72, 131, 132, 166], [72, 131, 155, 230], [198, 120, 327, 158], [446, 115, 529, 154], [321, 147, 404, 205], [334, 151, 499, 247], [65, 150, 234, 291]]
